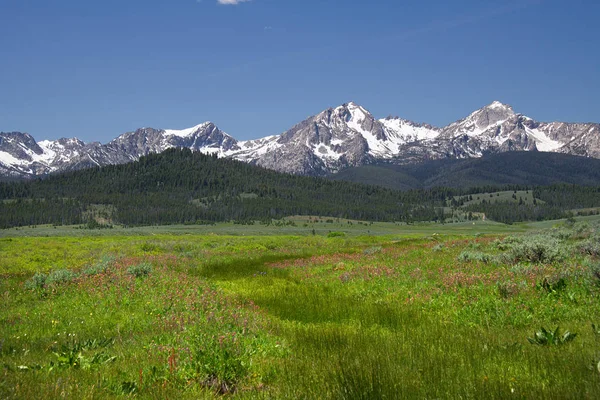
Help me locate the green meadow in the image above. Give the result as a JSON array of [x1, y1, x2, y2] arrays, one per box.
[[2, 217, 600, 398]]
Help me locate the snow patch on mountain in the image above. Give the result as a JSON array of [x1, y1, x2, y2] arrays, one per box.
[[380, 118, 440, 142], [232, 135, 282, 160], [313, 142, 344, 161], [488, 100, 508, 110], [0, 150, 24, 166], [525, 127, 563, 152], [164, 122, 212, 137], [344, 103, 385, 155]]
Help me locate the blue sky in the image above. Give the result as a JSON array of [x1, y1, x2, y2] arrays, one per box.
[[1, 0, 598, 143]]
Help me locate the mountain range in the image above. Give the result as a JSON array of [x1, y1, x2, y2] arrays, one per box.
[[2, 101, 599, 179]]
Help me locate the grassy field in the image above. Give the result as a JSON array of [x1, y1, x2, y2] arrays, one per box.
[[2, 216, 600, 398], [454, 190, 540, 207], [0, 217, 533, 239]]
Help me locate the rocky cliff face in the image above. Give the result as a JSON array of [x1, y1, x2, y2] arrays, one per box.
[[1, 101, 599, 178]]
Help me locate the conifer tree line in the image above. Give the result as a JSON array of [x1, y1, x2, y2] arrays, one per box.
[[0, 149, 599, 228]]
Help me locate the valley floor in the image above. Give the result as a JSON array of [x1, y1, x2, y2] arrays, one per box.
[[2, 216, 600, 398]]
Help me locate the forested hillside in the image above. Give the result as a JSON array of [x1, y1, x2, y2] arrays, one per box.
[[2, 149, 599, 228], [330, 152, 600, 190], [0, 149, 449, 228]]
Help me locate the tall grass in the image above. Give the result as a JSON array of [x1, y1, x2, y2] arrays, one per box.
[[2, 221, 600, 398]]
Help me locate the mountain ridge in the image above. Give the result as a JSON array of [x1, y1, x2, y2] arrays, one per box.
[[2, 101, 599, 178]]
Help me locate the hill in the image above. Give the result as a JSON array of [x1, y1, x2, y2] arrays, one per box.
[[329, 152, 600, 190]]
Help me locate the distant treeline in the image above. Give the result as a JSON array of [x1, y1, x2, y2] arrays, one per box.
[[459, 186, 600, 224], [0, 149, 599, 228]]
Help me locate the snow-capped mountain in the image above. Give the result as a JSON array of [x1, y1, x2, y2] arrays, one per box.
[[108, 122, 239, 159], [0, 123, 239, 178], [1, 101, 599, 178], [231, 102, 443, 175], [432, 101, 600, 161]]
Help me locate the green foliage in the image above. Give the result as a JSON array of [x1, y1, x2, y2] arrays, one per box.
[[127, 262, 152, 278], [457, 250, 492, 263], [497, 281, 520, 299], [464, 201, 565, 225], [140, 242, 160, 252], [4, 227, 600, 398], [589, 261, 600, 284], [23, 272, 47, 290], [45, 269, 78, 286], [331, 152, 600, 190], [84, 218, 113, 230], [363, 246, 382, 255], [538, 277, 567, 294], [51, 338, 116, 370], [327, 231, 346, 238], [0, 149, 454, 228], [3, 149, 599, 229], [111, 380, 139, 395], [527, 327, 577, 346], [181, 332, 253, 394], [82, 256, 114, 276], [505, 235, 568, 264], [24, 268, 79, 292], [580, 238, 600, 257], [432, 243, 444, 252]]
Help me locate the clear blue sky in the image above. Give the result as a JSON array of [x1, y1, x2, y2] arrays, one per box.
[[1, 0, 598, 143]]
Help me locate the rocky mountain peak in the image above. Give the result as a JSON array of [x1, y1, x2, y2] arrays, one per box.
[[443, 101, 516, 139], [475, 100, 516, 124], [54, 137, 86, 147]]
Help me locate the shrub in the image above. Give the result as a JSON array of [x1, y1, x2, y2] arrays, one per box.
[[363, 246, 382, 255], [506, 235, 567, 264], [432, 243, 444, 252], [82, 256, 114, 276], [494, 235, 522, 251], [24, 272, 47, 290], [140, 242, 160, 252], [579, 239, 600, 257], [183, 332, 252, 394], [327, 231, 346, 238], [589, 261, 600, 284], [510, 263, 533, 274], [497, 281, 520, 299], [127, 262, 152, 278], [572, 222, 593, 240], [458, 251, 492, 264], [46, 269, 78, 286], [549, 227, 573, 241], [538, 276, 567, 294], [51, 337, 116, 370]]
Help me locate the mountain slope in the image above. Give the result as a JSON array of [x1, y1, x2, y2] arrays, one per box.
[[330, 152, 600, 190]]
